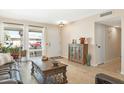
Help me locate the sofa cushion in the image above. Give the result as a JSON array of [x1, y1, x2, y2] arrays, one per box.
[[0, 56, 5, 66], [0, 62, 19, 72], [95, 73, 124, 84], [0, 79, 18, 84], [0, 53, 13, 66], [0, 74, 10, 80], [0, 60, 23, 84]]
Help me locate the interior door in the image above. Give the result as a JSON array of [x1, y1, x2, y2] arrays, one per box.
[[95, 23, 106, 65]]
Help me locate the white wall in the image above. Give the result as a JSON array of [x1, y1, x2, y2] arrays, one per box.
[[95, 23, 106, 64], [121, 16, 124, 74], [47, 25, 61, 57]]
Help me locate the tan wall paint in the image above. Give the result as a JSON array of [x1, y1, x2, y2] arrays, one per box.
[[105, 27, 121, 62]]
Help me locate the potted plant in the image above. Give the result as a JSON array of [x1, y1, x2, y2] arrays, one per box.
[[10, 47, 20, 59], [1, 46, 11, 53], [86, 54, 91, 66]]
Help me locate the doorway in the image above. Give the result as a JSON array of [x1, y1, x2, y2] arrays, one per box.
[[95, 17, 121, 73]]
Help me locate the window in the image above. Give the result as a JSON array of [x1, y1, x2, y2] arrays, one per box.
[[29, 31, 42, 49], [4, 30, 21, 48], [29, 31, 42, 57], [3, 23, 23, 48]]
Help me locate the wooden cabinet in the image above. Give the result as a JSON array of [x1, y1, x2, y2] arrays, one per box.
[[68, 44, 88, 64]]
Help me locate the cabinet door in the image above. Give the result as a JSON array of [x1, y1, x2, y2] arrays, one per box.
[[79, 45, 83, 63], [74, 46, 78, 62], [73, 46, 76, 61], [76, 46, 80, 62], [78, 46, 81, 62], [70, 46, 73, 61]]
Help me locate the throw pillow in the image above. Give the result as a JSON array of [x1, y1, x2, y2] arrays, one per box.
[[0, 53, 13, 66], [0, 56, 5, 66]]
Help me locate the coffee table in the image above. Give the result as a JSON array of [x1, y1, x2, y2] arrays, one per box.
[[31, 60, 68, 84]]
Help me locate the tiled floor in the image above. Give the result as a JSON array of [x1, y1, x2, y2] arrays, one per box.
[[19, 57, 124, 84]]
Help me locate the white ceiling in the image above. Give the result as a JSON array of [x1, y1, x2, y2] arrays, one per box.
[[0, 9, 108, 24], [98, 17, 121, 27]]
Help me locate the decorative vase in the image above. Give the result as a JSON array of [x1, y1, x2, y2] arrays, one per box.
[[79, 37, 85, 44], [86, 54, 91, 66], [52, 61, 59, 67], [72, 39, 75, 44]]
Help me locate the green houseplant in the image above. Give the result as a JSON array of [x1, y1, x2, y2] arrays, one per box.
[[1, 46, 11, 53], [1, 47, 20, 53], [86, 54, 91, 66]]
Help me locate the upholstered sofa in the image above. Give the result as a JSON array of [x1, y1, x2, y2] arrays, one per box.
[[95, 73, 124, 84], [0, 61, 23, 84], [0, 53, 23, 84]]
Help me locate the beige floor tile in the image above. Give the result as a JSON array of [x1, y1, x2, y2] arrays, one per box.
[[19, 58, 124, 84]]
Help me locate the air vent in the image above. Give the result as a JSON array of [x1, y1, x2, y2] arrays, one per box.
[[100, 11, 112, 17]]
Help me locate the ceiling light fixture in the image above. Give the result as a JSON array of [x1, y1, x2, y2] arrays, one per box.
[[59, 22, 64, 28]]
